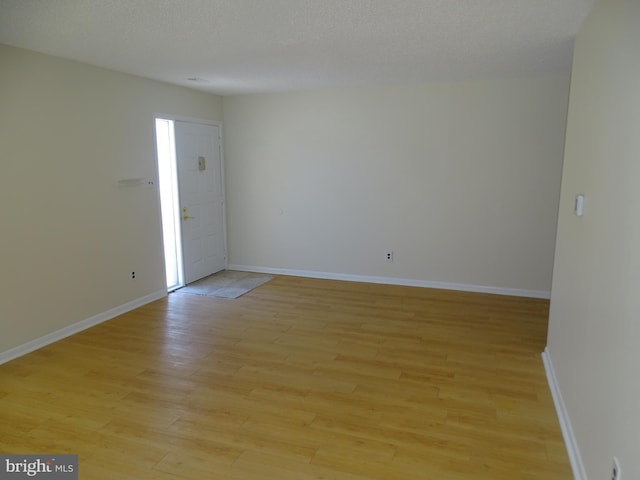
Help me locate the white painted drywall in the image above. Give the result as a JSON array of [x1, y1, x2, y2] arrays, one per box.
[[0, 45, 222, 353], [222, 76, 569, 293], [546, 0, 640, 478]]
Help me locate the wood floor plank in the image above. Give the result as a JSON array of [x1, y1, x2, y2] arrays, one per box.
[[0, 275, 571, 479]]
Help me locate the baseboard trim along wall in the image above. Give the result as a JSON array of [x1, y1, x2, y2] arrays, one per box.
[[228, 264, 551, 299], [542, 347, 586, 480], [0, 289, 167, 365]]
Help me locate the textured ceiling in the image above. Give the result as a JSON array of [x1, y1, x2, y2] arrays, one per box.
[[0, 0, 595, 96]]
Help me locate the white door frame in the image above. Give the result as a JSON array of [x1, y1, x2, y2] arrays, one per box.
[[153, 114, 228, 288]]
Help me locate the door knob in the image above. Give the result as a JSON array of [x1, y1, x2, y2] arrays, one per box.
[[182, 206, 194, 220]]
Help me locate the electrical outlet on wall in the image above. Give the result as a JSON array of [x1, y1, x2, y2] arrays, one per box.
[[385, 251, 394, 262], [131, 271, 137, 280], [612, 457, 621, 480]]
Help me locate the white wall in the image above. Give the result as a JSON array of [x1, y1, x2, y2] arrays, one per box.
[[546, 0, 640, 478], [223, 76, 569, 295], [0, 45, 222, 354]]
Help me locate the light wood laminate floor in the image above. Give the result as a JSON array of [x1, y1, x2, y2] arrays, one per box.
[[0, 276, 571, 479]]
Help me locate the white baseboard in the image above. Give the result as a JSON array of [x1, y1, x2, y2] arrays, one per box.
[[228, 264, 550, 299], [0, 289, 167, 365], [542, 347, 586, 480]]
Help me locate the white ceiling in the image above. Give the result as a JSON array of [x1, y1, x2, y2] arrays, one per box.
[[0, 0, 595, 96]]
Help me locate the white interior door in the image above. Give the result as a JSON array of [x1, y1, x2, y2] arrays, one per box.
[[175, 121, 226, 284]]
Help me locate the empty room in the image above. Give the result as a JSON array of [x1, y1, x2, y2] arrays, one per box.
[[1, 1, 638, 479]]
